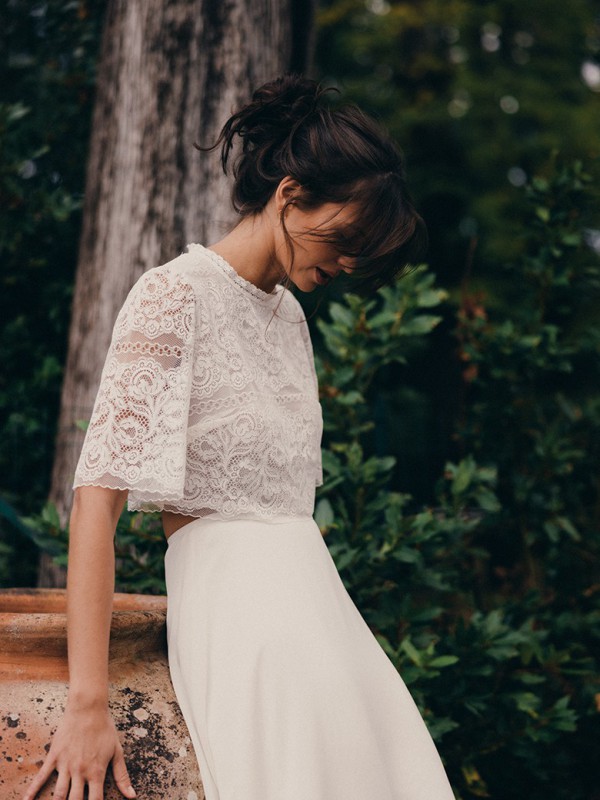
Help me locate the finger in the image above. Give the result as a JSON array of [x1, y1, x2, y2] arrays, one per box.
[[111, 747, 136, 798], [84, 765, 107, 800], [51, 769, 71, 800], [67, 775, 84, 800], [21, 756, 57, 800], [88, 778, 105, 800]]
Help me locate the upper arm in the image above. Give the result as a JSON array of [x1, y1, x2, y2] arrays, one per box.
[[71, 485, 128, 529]]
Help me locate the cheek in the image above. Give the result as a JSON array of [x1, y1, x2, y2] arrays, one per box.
[[313, 243, 340, 265]]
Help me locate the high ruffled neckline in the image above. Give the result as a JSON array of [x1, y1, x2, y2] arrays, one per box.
[[187, 243, 283, 302]]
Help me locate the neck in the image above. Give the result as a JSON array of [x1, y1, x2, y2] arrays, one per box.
[[207, 210, 284, 294]]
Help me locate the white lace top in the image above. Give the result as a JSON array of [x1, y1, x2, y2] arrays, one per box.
[[72, 244, 323, 520]]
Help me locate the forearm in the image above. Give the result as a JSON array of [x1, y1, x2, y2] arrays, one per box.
[[66, 486, 126, 707]]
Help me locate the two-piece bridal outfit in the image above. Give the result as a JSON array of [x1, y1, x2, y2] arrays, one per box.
[[73, 243, 455, 799]]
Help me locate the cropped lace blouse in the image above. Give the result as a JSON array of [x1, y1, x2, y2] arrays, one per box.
[[72, 244, 323, 520]]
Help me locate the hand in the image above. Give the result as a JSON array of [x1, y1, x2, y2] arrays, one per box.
[[22, 703, 136, 800]]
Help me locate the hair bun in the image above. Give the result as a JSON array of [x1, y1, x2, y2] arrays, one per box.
[[195, 73, 332, 182], [232, 74, 331, 149], [251, 74, 324, 122]]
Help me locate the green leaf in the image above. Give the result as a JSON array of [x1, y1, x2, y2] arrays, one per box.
[[392, 547, 421, 564], [329, 303, 356, 328], [321, 450, 342, 476], [510, 691, 541, 716], [429, 655, 459, 668], [556, 516, 581, 541], [369, 310, 398, 327], [7, 102, 31, 123], [400, 637, 423, 666], [451, 458, 475, 495], [41, 501, 61, 529], [535, 207, 550, 222], [336, 390, 365, 406], [315, 498, 334, 530], [416, 288, 447, 307], [400, 315, 442, 335], [476, 488, 501, 512], [0, 497, 41, 539], [334, 547, 358, 571]]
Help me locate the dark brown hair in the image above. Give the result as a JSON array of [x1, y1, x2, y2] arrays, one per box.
[[196, 74, 427, 296]]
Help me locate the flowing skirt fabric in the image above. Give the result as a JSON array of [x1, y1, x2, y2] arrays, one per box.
[[165, 514, 454, 800]]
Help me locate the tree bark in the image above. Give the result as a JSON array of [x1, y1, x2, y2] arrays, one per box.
[[39, 0, 315, 588]]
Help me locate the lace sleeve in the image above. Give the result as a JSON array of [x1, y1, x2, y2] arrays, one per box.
[[72, 268, 196, 502], [298, 314, 324, 488]]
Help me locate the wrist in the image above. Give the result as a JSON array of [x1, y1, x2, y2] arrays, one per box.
[[67, 687, 109, 711]]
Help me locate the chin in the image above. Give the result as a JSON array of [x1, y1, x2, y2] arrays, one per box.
[[288, 277, 317, 293]]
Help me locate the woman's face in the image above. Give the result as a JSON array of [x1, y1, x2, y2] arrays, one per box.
[[273, 179, 358, 292]]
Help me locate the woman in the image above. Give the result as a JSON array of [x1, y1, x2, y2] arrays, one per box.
[[25, 75, 455, 800]]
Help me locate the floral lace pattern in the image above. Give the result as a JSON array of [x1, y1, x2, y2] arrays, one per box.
[[73, 244, 323, 519]]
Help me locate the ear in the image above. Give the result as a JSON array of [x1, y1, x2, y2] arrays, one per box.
[[275, 175, 302, 215]]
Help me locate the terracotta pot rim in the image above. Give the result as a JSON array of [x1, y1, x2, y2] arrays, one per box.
[[0, 588, 167, 614], [0, 590, 168, 663]]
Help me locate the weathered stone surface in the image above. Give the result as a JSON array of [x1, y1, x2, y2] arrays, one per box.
[[0, 589, 204, 799]]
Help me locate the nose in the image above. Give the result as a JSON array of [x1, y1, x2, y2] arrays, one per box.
[[336, 257, 356, 274]]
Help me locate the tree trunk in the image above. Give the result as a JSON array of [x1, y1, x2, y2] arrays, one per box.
[[39, 0, 315, 588]]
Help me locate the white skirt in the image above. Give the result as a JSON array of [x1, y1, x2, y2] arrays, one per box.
[[165, 514, 455, 800]]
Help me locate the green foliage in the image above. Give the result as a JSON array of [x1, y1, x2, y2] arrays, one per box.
[[315, 265, 447, 440], [317, 0, 600, 281], [11, 499, 166, 595], [456, 159, 599, 581], [110, 511, 166, 594], [0, 1, 106, 572], [314, 162, 599, 799], [0, 0, 106, 579]]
